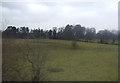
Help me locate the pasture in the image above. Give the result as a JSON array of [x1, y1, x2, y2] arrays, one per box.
[[2, 39, 118, 81]]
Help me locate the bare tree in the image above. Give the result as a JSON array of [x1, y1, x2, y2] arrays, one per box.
[[24, 39, 49, 82], [3, 39, 49, 81]]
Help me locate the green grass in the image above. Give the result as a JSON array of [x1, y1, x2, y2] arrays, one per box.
[[2, 39, 118, 81]]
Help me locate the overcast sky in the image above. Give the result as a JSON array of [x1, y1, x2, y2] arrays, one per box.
[[0, 0, 119, 32]]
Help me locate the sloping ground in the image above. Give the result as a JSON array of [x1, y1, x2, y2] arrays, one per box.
[[2, 39, 118, 81], [43, 39, 118, 81]]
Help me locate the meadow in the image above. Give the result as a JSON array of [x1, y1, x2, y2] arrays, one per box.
[[2, 39, 118, 81]]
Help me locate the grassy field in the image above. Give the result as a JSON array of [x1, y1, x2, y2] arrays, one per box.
[[2, 39, 118, 81]]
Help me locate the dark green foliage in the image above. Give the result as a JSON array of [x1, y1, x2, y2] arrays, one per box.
[[2, 24, 118, 45], [73, 24, 85, 40], [85, 28, 96, 41], [62, 24, 74, 40], [97, 30, 117, 44]]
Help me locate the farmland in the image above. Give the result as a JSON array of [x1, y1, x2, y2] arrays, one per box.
[[2, 39, 118, 81]]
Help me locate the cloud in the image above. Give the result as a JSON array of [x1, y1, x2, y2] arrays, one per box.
[[0, 0, 119, 31]]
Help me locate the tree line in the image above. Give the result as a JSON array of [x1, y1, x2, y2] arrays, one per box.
[[2, 24, 119, 45]]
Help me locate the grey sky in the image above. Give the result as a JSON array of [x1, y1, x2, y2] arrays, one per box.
[[0, 0, 119, 32]]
